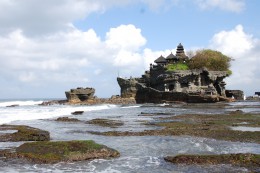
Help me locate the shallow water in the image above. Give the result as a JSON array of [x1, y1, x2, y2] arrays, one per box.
[[231, 126, 260, 132], [0, 100, 260, 172]]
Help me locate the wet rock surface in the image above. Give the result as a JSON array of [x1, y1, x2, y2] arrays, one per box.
[[56, 117, 80, 122], [40, 97, 136, 106], [71, 111, 84, 115], [87, 118, 124, 128], [0, 140, 120, 164], [0, 125, 50, 142], [87, 112, 260, 143], [164, 153, 260, 172]]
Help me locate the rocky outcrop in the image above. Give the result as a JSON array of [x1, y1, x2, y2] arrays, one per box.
[[225, 90, 244, 100], [116, 44, 239, 103], [117, 77, 138, 98], [65, 87, 95, 102], [0, 140, 120, 164], [0, 125, 50, 142], [117, 77, 230, 103]]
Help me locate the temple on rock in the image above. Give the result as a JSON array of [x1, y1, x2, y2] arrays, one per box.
[[117, 43, 242, 103], [154, 43, 189, 66]]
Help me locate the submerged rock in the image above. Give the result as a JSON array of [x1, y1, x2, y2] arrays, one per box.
[[0, 140, 120, 164], [6, 104, 19, 107], [0, 125, 50, 142], [71, 111, 84, 115], [88, 112, 260, 143], [56, 117, 80, 122], [87, 118, 124, 128]]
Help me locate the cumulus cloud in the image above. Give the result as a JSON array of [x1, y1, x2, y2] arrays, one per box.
[[196, 0, 245, 12], [105, 24, 146, 51], [209, 25, 260, 95], [0, 0, 254, 98], [0, 23, 149, 98]]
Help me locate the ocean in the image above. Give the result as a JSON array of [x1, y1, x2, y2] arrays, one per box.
[[0, 99, 260, 173]]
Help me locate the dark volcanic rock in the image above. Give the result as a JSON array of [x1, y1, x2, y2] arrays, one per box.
[[6, 104, 19, 107], [0, 140, 120, 164], [71, 111, 84, 115], [0, 125, 50, 142], [39, 100, 67, 106]]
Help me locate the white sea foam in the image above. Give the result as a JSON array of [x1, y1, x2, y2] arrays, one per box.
[[0, 103, 118, 124], [121, 105, 141, 109], [0, 100, 44, 107]]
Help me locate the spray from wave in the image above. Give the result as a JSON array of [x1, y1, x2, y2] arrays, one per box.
[[0, 102, 118, 124], [0, 100, 44, 107]]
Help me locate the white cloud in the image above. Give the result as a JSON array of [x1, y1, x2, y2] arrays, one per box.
[[0, 1, 255, 98], [210, 25, 255, 58], [196, 0, 245, 12], [0, 24, 149, 98], [105, 24, 146, 51], [209, 25, 260, 96]]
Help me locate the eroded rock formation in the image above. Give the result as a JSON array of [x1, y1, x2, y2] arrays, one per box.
[[117, 43, 233, 103], [65, 87, 95, 102], [225, 90, 244, 100]]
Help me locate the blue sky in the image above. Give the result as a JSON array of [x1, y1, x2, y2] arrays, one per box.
[[0, 0, 259, 99]]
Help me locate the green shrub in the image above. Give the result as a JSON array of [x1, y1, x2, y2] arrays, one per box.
[[188, 49, 232, 72]]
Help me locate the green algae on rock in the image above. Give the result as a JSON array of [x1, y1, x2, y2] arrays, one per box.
[[0, 140, 120, 164], [164, 153, 260, 171], [56, 117, 80, 122], [87, 118, 124, 128], [0, 125, 50, 142], [87, 112, 260, 143]]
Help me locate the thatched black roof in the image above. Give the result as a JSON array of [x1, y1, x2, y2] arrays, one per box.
[[166, 52, 178, 61], [154, 55, 167, 64]]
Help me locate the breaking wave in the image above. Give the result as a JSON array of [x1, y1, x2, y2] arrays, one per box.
[[0, 101, 118, 124]]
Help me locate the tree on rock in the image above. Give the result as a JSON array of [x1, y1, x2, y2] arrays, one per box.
[[188, 49, 232, 73]]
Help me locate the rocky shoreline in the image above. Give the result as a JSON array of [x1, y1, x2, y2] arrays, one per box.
[[1, 101, 260, 171], [39, 97, 136, 106], [87, 110, 260, 143]]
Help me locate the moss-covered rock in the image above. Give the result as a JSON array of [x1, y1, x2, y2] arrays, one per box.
[[0, 140, 120, 164], [87, 118, 124, 128], [56, 117, 80, 122], [88, 112, 260, 143], [0, 125, 50, 142], [165, 153, 260, 171]]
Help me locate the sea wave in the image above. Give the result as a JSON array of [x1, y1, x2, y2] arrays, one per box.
[[121, 105, 141, 109], [0, 104, 118, 124], [0, 100, 44, 107]]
